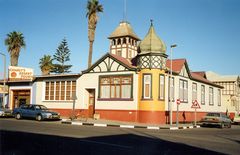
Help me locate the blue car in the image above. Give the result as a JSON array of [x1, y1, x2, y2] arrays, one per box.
[[13, 104, 60, 121]]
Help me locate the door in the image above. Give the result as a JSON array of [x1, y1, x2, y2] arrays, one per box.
[[12, 90, 31, 109], [87, 89, 95, 118]]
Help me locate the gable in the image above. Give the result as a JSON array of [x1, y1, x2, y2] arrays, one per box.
[[83, 53, 136, 74], [179, 65, 190, 78]]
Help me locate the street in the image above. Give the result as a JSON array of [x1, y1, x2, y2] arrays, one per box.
[[0, 118, 240, 155]]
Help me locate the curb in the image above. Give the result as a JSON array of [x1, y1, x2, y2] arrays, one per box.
[[61, 120, 201, 130]]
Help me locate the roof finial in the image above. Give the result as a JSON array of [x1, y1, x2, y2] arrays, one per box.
[[150, 19, 153, 26], [123, 0, 127, 22]]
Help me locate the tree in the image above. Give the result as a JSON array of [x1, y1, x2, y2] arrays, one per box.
[[39, 55, 54, 75], [86, 0, 103, 68], [5, 31, 26, 66], [52, 38, 72, 74]]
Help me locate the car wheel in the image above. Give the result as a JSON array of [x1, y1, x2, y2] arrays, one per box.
[[16, 113, 21, 120], [36, 114, 42, 121]]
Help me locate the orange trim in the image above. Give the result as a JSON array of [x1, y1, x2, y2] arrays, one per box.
[[50, 109, 88, 118], [50, 109, 233, 124], [95, 109, 138, 122]]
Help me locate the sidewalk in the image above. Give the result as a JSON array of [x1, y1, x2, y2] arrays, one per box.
[[61, 117, 201, 130]]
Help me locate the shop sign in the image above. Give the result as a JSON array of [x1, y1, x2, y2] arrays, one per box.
[[8, 66, 34, 81]]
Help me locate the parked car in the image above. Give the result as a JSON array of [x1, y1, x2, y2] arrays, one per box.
[[233, 113, 240, 125], [0, 108, 12, 117], [200, 112, 232, 128], [13, 104, 60, 121]]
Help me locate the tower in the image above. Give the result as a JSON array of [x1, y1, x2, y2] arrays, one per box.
[[137, 21, 168, 124], [108, 21, 140, 59], [137, 21, 168, 70]]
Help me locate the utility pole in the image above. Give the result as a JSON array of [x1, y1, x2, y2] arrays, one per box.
[[0, 52, 6, 108], [169, 44, 177, 125]]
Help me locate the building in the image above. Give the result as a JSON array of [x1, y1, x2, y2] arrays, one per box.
[[0, 80, 8, 108], [6, 21, 226, 124], [206, 71, 240, 118]]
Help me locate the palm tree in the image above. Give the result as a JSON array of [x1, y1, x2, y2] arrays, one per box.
[[86, 0, 103, 68], [5, 31, 26, 66], [39, 55, 54, 75]]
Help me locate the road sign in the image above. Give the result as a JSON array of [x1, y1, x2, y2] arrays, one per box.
[[176, 99, 181, 105], [191, 100, 201, 109]]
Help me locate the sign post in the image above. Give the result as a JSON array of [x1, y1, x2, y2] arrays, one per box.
[[71, 92, 77, 121], [176, 99, 181, 127], [191, 100, 201, 126]]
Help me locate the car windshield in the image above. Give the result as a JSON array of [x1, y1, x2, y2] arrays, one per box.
[[38, 105, 48, 111], [206, 113, 220, 117]]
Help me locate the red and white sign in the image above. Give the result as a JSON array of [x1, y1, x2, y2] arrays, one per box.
[[8, 66, 34, 81], [176, 99, 181, 105], [191, 100, 201, 109]]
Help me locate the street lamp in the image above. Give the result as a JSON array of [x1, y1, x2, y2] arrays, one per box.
[[169, 44, 177, 126], [0, 52, 6, 108]]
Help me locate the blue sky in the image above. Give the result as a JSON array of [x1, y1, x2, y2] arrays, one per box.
[[0, 0, 240, 77]]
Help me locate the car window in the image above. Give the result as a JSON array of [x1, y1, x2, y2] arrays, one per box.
[[35, 106, 41, 110], [21, 105, 29, 109], [207, 113, 220, 117], [39, 105, 48, 111], [29, 105, 35, 110]]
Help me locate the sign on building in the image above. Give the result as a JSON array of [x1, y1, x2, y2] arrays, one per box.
[[8, 66, 34, 81]]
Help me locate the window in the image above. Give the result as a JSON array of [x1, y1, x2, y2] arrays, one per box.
[[117, 38, 121, 45], [159, 74, 165, 100], [201, 85, 205, 105], [116, 50, 122, 57], [50, 82, 54, 100], [45, 82, 50, 100], [112, 39, 116, 45], [143, 74, 152, 99], [169, 77, 175, 101], [99, 75, 132, 99], [218, 89, 221, 106], [55, 81, 60, 100], [209, 87, 214, 105], [179, 79, 187, 102], [123, 38, 126, 44], [192, 83, 197, 102], [45, 80, 76, 101]]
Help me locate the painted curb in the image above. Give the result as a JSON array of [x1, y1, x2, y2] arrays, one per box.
[[61, 121, 200, 130]]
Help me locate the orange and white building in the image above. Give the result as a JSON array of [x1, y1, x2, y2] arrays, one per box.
[[6, 21, 227, 124]]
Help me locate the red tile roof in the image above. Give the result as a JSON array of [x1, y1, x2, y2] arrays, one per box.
[[166, 59, 186, 73], [109, 53, 136, 69], [166, 59, 222, 88], [191, 72, 206, 78], [191, 72, 222, 88]]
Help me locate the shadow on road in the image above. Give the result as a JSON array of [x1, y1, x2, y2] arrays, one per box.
[[0, 130, 224, 155]]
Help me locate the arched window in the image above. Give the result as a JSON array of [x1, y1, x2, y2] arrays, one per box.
[[123, 38, 126, 44], [113, 39, 116, 45], [117, 39, 121, 45]]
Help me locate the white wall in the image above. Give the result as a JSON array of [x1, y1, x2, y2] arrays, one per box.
[[78, 71, 138, 110], [34, 78, 77, 109], [165, 75, 225, 113]]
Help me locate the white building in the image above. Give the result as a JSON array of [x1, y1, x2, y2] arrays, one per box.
[[206, 71, 240, 119]]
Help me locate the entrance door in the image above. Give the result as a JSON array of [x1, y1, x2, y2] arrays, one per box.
[[12, 90, 31, 109], [87, 89, 95, 118]]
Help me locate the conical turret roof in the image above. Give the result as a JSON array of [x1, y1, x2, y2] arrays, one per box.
[[139, 22, 166, 54], [108, 21, 140, 40]]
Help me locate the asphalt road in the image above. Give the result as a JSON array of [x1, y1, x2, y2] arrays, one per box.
[[0, 118, 240, 155]]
